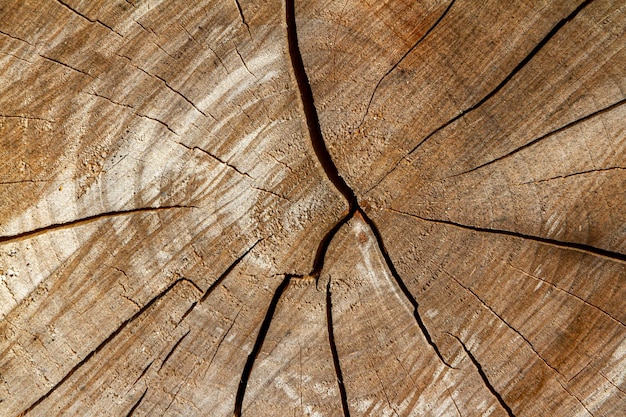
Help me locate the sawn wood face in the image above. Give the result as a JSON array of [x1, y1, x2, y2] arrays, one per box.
[[0, 0, 624, 416]]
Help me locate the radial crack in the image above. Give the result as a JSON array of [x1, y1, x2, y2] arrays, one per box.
[[125, 388, 148, 417], [233, 275, 291, 417], [367, 0, 595, 193], [359, 208, 454, 368], [18, 278, 201, 415], [389, 209, 626, 265], [86, 92, 178, 135], [521, 167, 626, 185], [326, 278, 351, 417], [444, 270, 567, 379], [234, 0, 252, 37], [506, 263, 625, 327], [54, 0, 123, 37], [357, 0, 457, 129], [159, 330, 190, 371], [285, 0, 357, 210], [447, 333, 516, 417], [452, 97, 626, 179], [0, 206, 195, 245], [39, 54, 92, 77], [176, 142, 253, 179]]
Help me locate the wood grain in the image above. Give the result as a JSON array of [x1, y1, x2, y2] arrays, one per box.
[[1, 0, 624, 416]]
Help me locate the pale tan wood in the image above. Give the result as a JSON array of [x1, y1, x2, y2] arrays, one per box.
[[1, 0, 625, 416]]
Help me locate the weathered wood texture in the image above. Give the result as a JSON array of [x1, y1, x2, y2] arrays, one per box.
[[0, 0, 624, 416]]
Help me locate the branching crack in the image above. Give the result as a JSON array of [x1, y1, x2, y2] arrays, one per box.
[[447, 333, 516, 416], [0, 206, 195, 245], [357, 0, 457, 129], [389, 209, 626, 265]]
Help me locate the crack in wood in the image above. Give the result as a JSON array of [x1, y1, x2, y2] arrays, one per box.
[[520, 166, 626, 185], [357, 0, 457, 130], [159, 330, 190, 371], [444, 269, 569, 380], [366, 0, 595, 193], [131, 360, 154, 388], [326, 278, 351, 417], [447, 333, 516, 417], [39, 54, 93, 77], [125, 387, 148, 417], [0, 206, 196, 245], [17, 277, 201, 415], [0, 29, 34, 46], [234, 275, 290, 417], [86, 92, 179, 135], [451, 97, 626, 179], [234, 0, 252, 37], [389, 209, 626, 265], [53, 0, 124, 37], [506, 263, 625, 327]]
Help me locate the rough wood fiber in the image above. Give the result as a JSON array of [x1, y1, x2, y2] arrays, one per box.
[[0, 0, 625, 416]]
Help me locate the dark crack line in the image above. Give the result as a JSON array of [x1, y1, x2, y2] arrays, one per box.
[[447, 333, 516, 416], [357, 0, 457, 129], [18, 278, 201, 415], [389, 209, 626, 264], [54, 0, 123, 37], [0, 29, 34, 46], [233, 275, 291, 417], [521, 166, 626, 185], [0, 206, 195, 245], [326, 278, 351, 417], [176, 142, 253, 180], [152, 73, 215, 120], [448, 389, 463, 417], [506, 263, 625, 327], [444, 269, 567, 380], [0, 115, 54, 123], [366, 0, 595, 193], [286, 0, 357, 210], [39, 54, 92, 77], [131, 360, 154, 387], [451, 97, 626, 179], [125, 388, 148, 417], [86, 92, 178, 135], [207, 309, 241, 370], [234, 0, 252, 37], [199, 239, 262, 303], [159, 330, 190, 371], [359, 208, 454, 368]]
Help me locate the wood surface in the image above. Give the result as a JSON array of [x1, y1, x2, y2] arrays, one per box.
[[0, 0, 625, 416]]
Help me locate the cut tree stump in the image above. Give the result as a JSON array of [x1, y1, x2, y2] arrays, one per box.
[[1, 0, 625, 416]]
